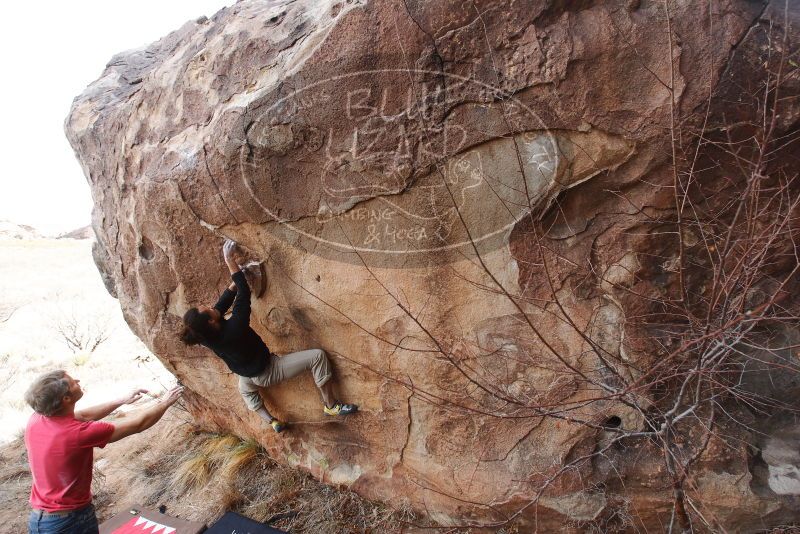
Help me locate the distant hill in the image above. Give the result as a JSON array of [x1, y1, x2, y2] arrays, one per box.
[[57, 225, 94, 240], [0, 221, 94, 240], [0, 220, 42, 239]]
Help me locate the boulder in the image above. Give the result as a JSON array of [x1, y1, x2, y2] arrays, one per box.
[[66, 0, 800, 530]]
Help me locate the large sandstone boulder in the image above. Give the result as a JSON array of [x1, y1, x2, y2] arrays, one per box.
[[66, 0, 800, 530]]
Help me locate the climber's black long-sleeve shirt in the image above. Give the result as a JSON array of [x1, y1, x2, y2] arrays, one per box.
[[202, 270, 270, 377]]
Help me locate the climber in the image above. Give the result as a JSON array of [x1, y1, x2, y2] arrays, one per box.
[[24, 371, 183, 534], [180, 239, 357, 433]]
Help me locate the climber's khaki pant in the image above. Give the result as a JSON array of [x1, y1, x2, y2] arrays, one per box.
[[238, 348, 332, 411]]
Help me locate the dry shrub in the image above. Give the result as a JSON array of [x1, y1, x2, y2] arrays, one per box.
[[172, 434, 261, 495], [201, 434, 240, 465], [172, 454, 211, 492], [221, 439, 260, 479]]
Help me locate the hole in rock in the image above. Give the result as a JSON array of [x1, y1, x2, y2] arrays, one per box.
[[603, 416, 622, 429], [266, 12, 285, 26], [138, 238, 155, 261]]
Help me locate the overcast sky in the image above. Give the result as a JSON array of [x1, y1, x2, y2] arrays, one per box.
[[0, 1, 233, 235]]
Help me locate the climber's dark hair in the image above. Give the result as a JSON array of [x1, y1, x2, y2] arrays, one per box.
[[181, 307, 217, 345]]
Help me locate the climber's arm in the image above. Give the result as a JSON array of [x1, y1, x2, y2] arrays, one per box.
[[221, 240, 251, 335], [213, 285, 237, 315], [214, 241, 241, 314], [226, 270, 251, 335]]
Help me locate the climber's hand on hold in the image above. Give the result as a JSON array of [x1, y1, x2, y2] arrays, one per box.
[[222, 239, 240, 274], [222, 239, 237, 262]]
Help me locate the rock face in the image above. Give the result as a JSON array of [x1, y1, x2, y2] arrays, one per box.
[[66, 0, 800, 530]]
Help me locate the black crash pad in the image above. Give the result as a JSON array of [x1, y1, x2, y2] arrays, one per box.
[[204, 512, 288, 534]]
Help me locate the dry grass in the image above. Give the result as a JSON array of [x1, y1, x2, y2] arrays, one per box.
[[170, 434, 258, 493], [221, 439, 260, 477], [172, 454, 211, 492]]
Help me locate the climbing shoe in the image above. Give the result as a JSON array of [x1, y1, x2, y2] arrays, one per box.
[[270, 419, 286, 433], [323, 403, 358, 416]]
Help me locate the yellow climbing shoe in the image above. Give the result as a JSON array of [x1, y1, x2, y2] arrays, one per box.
[[270, 419, 286, 433], [323, 403, 358, 416]]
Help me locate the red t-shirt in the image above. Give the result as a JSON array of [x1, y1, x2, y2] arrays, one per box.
[[25, 413, 115, 511]]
